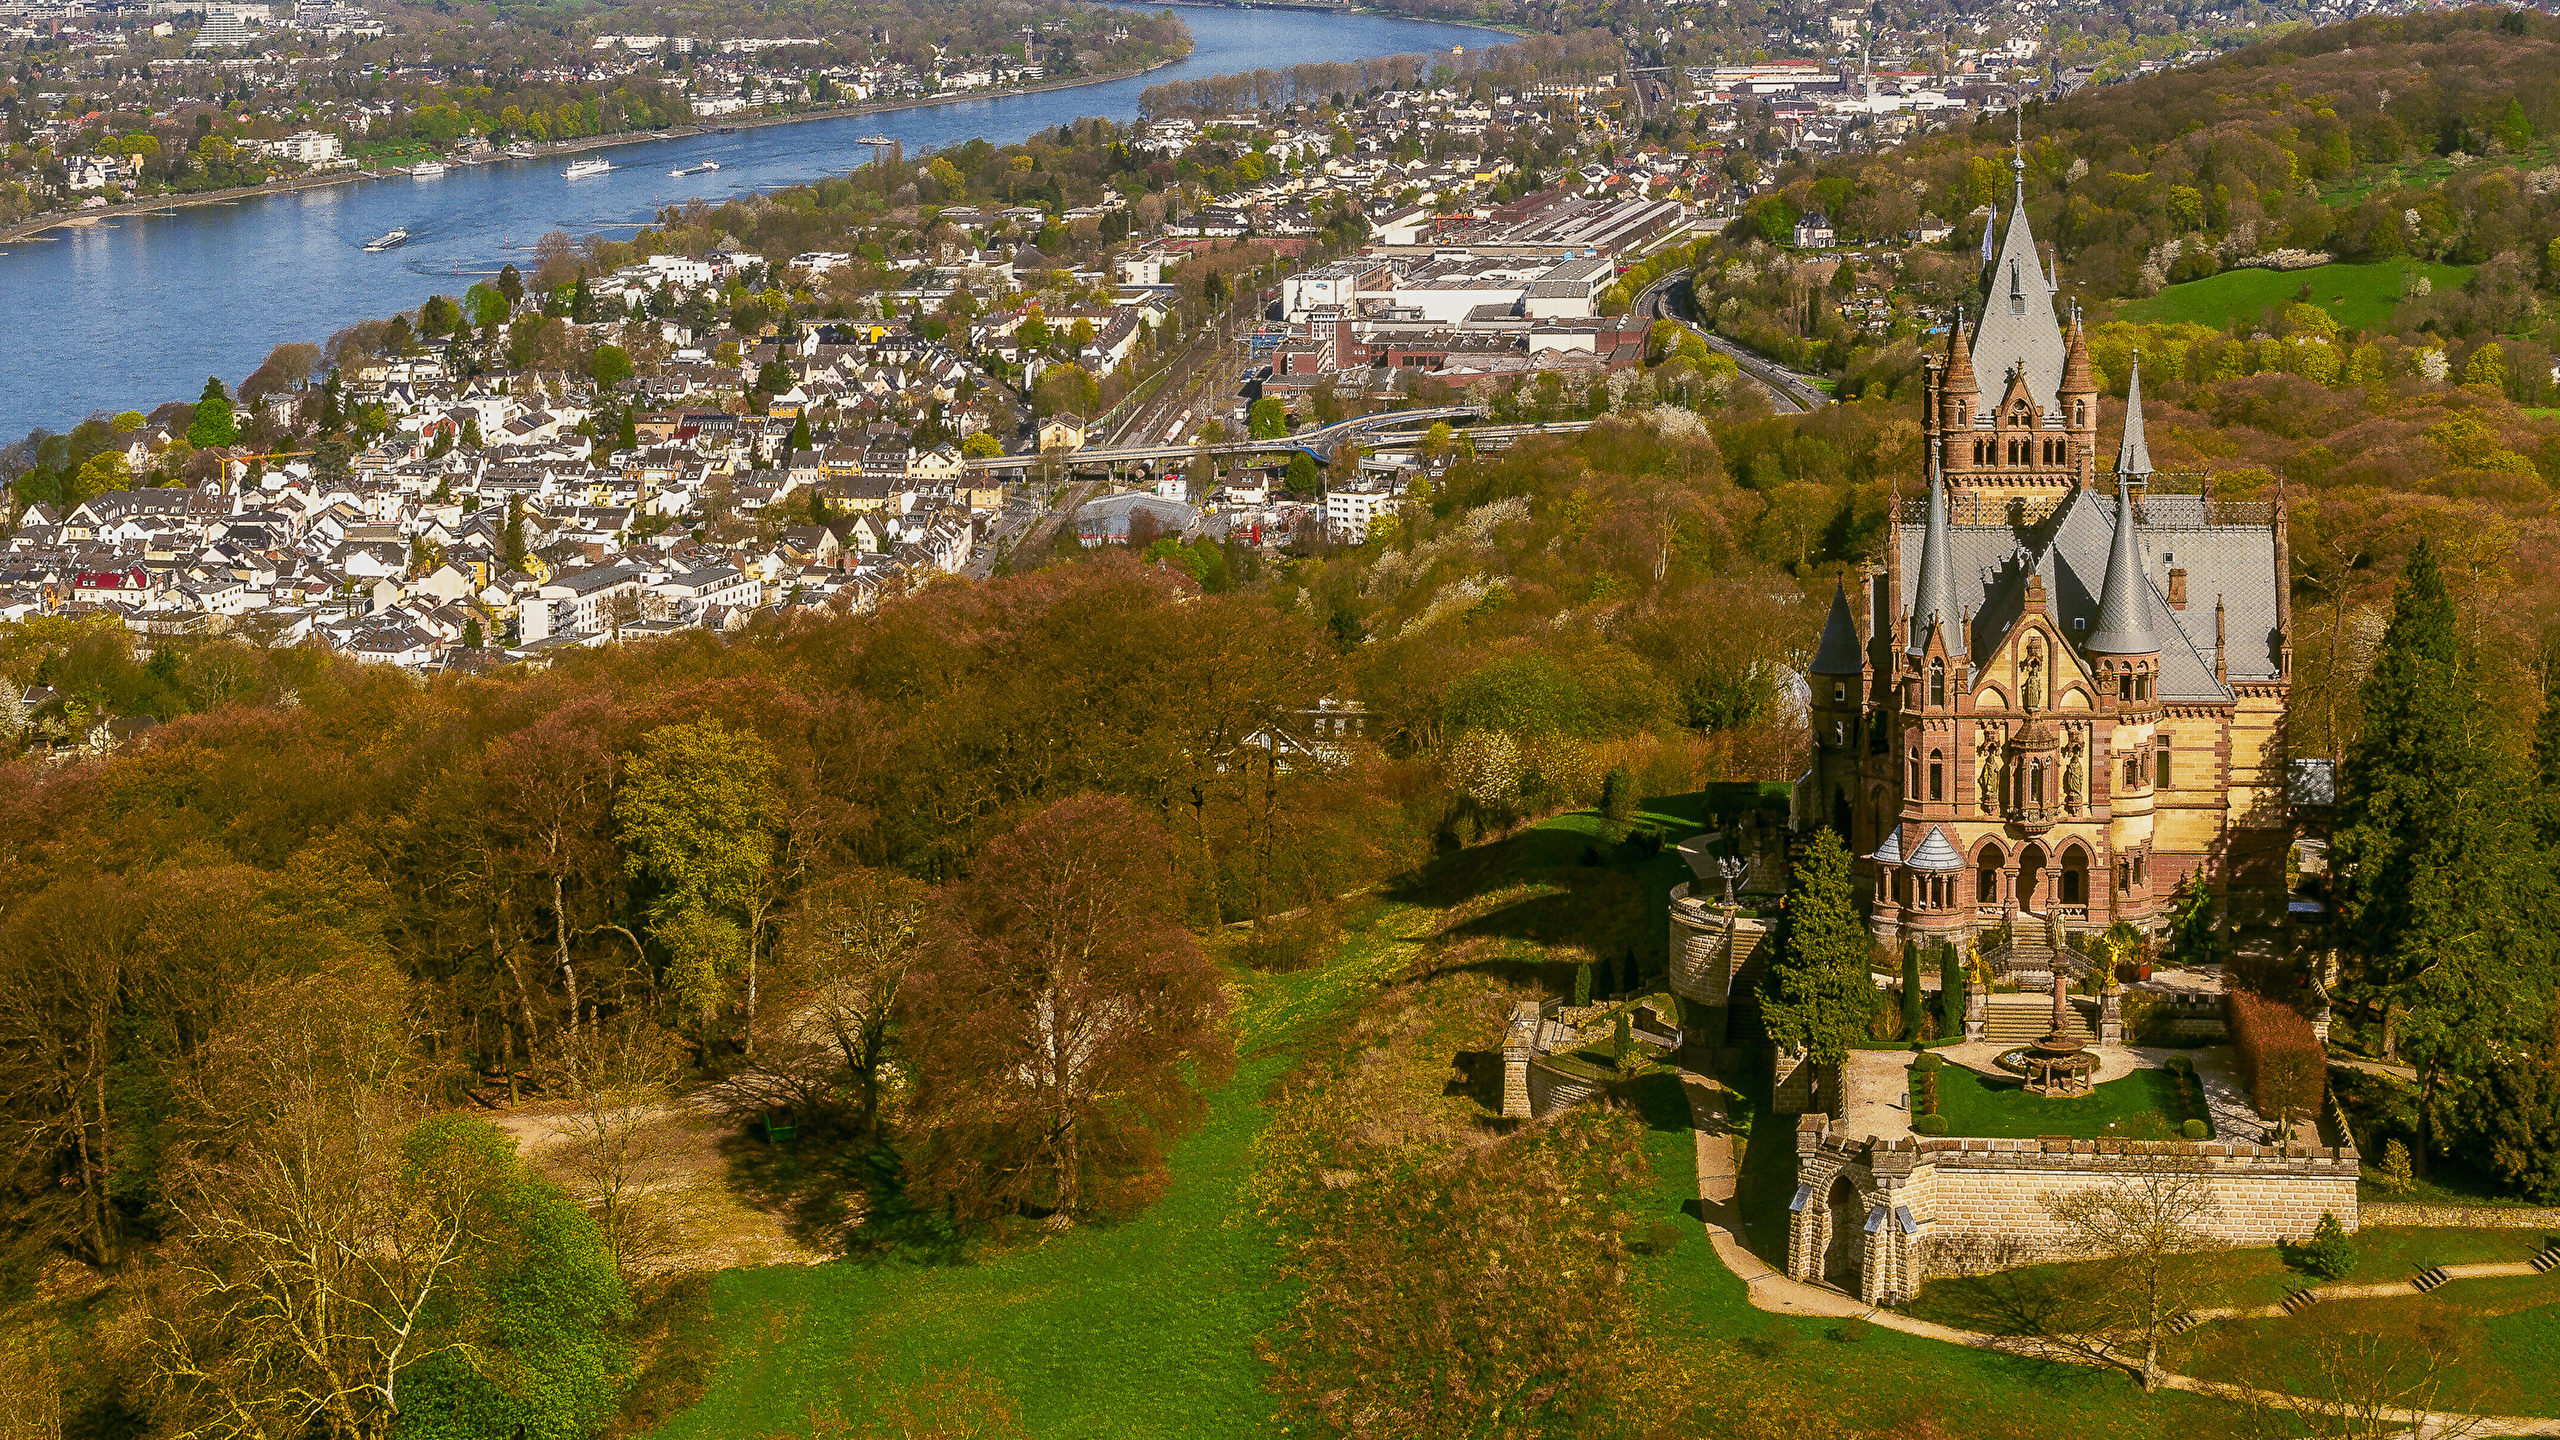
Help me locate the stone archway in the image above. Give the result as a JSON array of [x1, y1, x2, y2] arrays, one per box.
[[2059, 842, 2091, 909], [2017, 845, 2047, 914], [1823, 1173, 1864, 1289]]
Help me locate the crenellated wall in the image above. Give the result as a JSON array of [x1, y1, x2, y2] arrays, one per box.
[[1787, 1112, 2361, 1306]]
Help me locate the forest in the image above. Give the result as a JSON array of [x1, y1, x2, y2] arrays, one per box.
[[1757, 9, 2560, 300], [0, 365, 1822, 1432]]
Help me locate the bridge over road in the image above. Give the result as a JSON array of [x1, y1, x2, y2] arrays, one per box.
[[965, 405, 1596, 475]]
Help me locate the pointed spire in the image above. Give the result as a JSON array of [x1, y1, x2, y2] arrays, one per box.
[[2116, 350, 2153, 478], [1812, 578, 1863, 675], [1942, 307, 1977, 397], [2060, 311, 2094, 397], [2086, 479, 2159, 657], [2013, 107, 2028, 209], [1908, 452, 1964, 659]]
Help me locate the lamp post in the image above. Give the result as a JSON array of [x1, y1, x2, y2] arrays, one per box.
[[1715, 855, 1747, 909]]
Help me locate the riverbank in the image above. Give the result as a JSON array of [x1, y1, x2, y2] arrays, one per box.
[[0, 52, 1190, 248]]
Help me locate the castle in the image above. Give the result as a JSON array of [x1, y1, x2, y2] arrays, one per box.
[[1796, 146, 2293, 943]]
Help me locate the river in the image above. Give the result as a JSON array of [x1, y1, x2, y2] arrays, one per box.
[[0, 6, 1499, 441]]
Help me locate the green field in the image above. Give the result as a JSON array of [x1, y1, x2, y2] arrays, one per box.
[[2178, 1273, 2560, 1416], [2116, 260, 2472, 335], [1908, 1227, 2554, 1330], [648, 797, 1725, 1439]]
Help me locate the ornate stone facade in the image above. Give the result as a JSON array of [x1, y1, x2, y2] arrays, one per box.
[[1795, 144, 2292, 944]]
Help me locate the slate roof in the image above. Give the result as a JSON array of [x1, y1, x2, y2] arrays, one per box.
[[1906, 825, 1964, 872], [1971, 161, 2067, 420], [1893, 481, 2280, 701], [1810, 580, 1862, 675], [2084, 481, 2158, 657], [2115, 352, 2154, 477]]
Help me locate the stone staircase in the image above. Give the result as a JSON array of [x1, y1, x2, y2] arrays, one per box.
[[2412, 1266, 2452, 1293], [2533, 1243, 2560, 1275], [1982, 992, 2094, 1046]]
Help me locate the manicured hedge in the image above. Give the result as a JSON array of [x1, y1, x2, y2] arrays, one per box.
[[2227, 989, 2325, 1120]]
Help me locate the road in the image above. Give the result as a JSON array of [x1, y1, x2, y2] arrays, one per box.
[[1636, 275, 1829, 415]]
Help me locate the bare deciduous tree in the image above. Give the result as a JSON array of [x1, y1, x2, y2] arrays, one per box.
[[763, 865, 933, 1137], [902, 794, 1230, 1225], [2017, 1166, 2218, 1391], [555, 1018, 686, 1279], [150, 963, 480, 1440]]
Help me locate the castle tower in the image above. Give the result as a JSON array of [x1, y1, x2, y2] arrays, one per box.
[[2060, 310, 2098, 488], [2085, 451, 2163, 924], [1936, 126, 2080, 506], [1808, 579, 1865, 846]]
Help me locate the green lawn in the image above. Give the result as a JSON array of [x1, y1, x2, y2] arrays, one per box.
[[2116, 260, 2472, 335], [1908, 1227, 2553, 1331], [2178, 1274, 2560, 1417], [1925, 1064, 2196, 1141]]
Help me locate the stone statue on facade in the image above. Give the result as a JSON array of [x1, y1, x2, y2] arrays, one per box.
[[2021, 646, 2045, 712], [2061, 727, 2085, 811], [1975, 725, 2002, 814]]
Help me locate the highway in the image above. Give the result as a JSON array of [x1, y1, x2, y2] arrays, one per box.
[[1635, 275, 1830, 415]]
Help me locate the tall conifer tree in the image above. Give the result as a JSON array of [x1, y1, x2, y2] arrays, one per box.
[[1761, 827, 1869, 1064], [2335, 540, 2551, 1157]]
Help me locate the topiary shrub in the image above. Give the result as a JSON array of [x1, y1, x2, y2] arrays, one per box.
[[1912, 1115, 1949, 1135], [2182, 1118, 2210, 1140], [1913, 1050, 1944, 1072], [2294, 1210, 2358, 1281]]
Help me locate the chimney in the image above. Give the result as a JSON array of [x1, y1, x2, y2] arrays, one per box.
[[2168, 567, 2187, 610]]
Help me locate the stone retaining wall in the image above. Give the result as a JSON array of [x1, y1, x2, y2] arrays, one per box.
[[2360, 1203, 2560, 1229], [1788, 1112, 2363, 1306]]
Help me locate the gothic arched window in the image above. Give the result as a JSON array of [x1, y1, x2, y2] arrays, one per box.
[[1929, 750, 1944, 802], [1928, 659, 1946, 708]]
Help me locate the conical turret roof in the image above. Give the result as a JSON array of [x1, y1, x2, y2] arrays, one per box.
[[1908, 455, 1964, 658], [1811, 579, 1862, 675], [2060, 311, 2094, 396], [1941, 308, 1977, 397], [2084, 479, 2159, 656], [2115, 351, 2153, 478]]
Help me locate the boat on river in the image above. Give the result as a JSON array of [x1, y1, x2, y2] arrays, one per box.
[[670, 160, 721, 177], [362, 227, 410, 252], [408, 160, 449, 177], [563, 158, 614, 179]]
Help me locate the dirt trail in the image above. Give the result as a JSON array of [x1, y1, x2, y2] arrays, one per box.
[[486, 1090, 833, 1273]]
